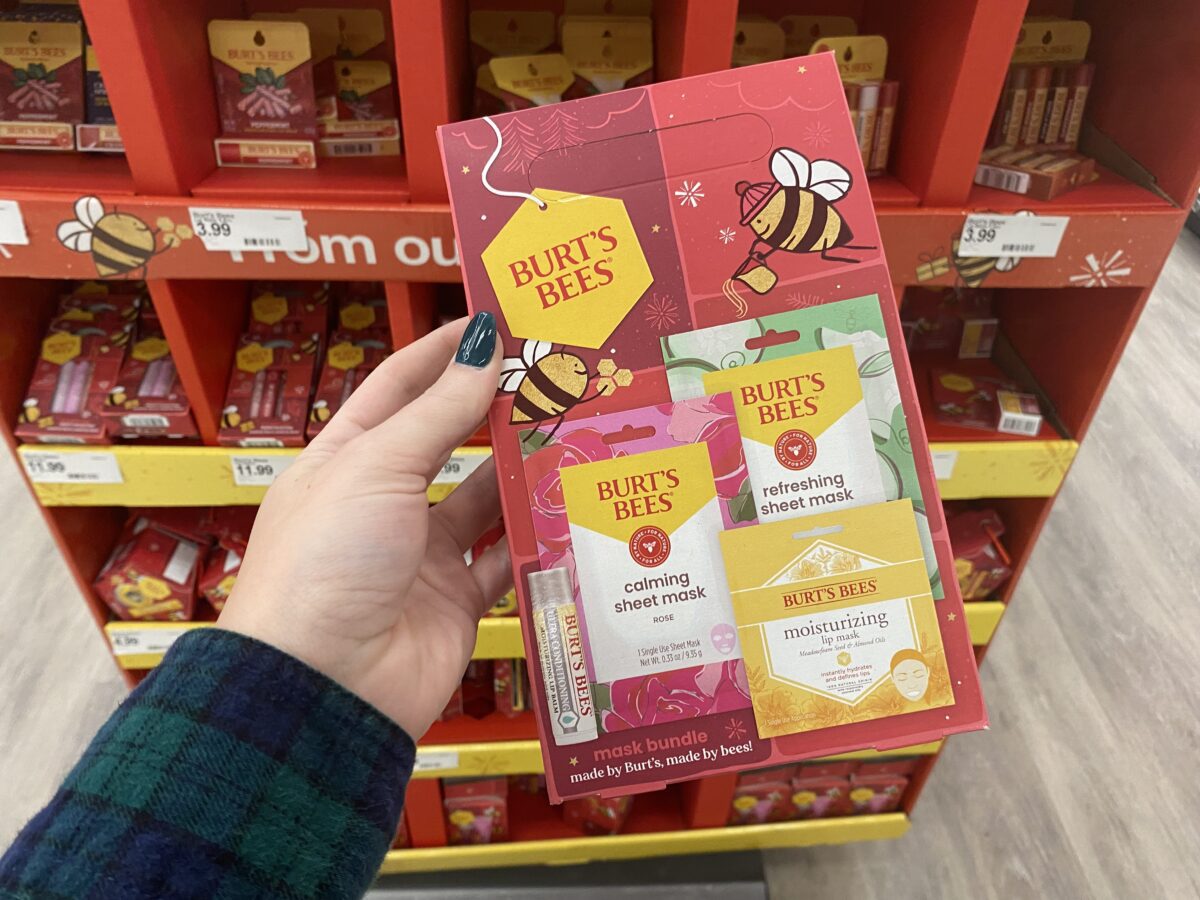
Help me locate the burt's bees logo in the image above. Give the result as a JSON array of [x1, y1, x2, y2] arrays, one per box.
[[782, 578, 878, 607], [506, 227, 619, 309], [482, 189, 652, 350], [596, 467, 680, 521], [739, 371, 826, 426]]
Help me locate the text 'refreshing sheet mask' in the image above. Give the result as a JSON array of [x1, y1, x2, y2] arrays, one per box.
[[703, 345, 885, 522]]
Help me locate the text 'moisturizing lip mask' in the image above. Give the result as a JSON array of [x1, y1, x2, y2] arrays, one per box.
[[720, 499, 952, 740], [703, 345, 885, 522]]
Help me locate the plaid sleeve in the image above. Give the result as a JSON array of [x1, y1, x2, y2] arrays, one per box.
[[0, 629, 414, 900]]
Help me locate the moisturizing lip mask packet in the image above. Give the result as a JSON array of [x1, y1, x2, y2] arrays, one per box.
[[661, 294, 943, 597], [720, 499, 953, 739], [522, 394, 755, 734]]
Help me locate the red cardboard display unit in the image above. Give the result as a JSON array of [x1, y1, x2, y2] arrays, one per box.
[[438, 52, 985, 804]]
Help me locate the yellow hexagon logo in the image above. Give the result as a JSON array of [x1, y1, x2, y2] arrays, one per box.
[[236, 342, 274, 374], [481, 189, 651, 349], [42, 332, 82, 365], [327, 341, 365, 371], [132, 337, 170, 363]]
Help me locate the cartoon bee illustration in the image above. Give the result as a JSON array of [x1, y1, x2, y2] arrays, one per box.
[[951, 239, 1020, 287], [57, 197, 190, 278], [106, 386, 129, 407], [500, 339, 631, 443], [729, 148, 875, 299], [950, 211, 1032, 287]]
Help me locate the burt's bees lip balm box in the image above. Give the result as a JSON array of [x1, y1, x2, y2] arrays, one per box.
[[720, 499, 952, 740], [703, 345, 885, 521]]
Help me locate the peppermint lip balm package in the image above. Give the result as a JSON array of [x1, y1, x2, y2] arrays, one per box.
[[439, 52, 986, 803], [662, 293, 943, 597]]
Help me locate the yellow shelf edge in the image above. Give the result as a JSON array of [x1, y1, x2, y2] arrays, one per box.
[[109, 605, 1004, 671], [23, 440, 1070, 507], [19, 444, 490, 507], [933, 439, 1078, 500], [965, 601, 1005, 645], [411, 740, 941, 780], [381, 813, 909, 873]]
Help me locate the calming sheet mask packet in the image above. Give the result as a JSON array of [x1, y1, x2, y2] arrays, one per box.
[[720, 499, 952, 739], [662, 294, 943, 598], [561, 441, 739, 682], [522, 394, 755, 737]]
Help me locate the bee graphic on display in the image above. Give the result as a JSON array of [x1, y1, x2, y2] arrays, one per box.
[[57, 197, 191, 278], [500, 339, 631, 444], [106, 387, 129, 407], [728, 148, 875, 304], [950, 211, 1033, 288], [221, 407, 242, 429]]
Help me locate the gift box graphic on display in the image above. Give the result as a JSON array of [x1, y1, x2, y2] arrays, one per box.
[[439, 52, 986, 804]]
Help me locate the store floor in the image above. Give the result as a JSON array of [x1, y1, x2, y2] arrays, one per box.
[[3, 234, 1198, 899]]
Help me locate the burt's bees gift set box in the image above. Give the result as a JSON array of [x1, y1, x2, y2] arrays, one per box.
[[438, 52, 986, 803]]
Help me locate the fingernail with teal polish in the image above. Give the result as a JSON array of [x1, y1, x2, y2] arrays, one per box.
[[455, 312, 496, 368]]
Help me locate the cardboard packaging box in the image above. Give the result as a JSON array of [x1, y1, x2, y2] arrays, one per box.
[[438, 53, 985, 803], [94, 519, 204, 622]]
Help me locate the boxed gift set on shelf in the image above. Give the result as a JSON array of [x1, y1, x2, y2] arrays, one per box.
[[439, 52, 985, 804]]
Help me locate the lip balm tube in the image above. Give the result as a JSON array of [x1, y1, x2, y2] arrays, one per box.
[[51, 359, 76, 413], [528, 568, 597, 746], [1003, 66, 1029, 147], [1060, 61, 1094, 147], [262, 370, 281, 419], [339, 368, 357, 408], [68, 360, 93, 414], [249, 370, 266, 419], [855, 81, 880, 163], [868, 80, 899, 174], [1040, 65, 1069, 144], [1021, 64, 1051, 145]]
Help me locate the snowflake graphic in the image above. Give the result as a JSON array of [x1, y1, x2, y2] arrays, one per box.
[[803, 120, 832, 150], [725, 718, 747, 741], [674, 180, 705, 208], [643, 294, 679, 331], [718, 227, 737, 245], [1068, 249, 1132, 287], [785, 292, 822, 309]]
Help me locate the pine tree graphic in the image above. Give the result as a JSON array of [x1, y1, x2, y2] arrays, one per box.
[[499, 117, 540, 173], [539, 107, 583, 152]]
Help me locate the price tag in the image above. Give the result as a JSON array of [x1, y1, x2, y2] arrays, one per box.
[[931, 450, 958, 481], [188, 207, 308, 253], [413, 750, 460, 773], [432, 451, 491, 485], [22, 450, 123, 484], [958, 213, 1069, 259], [0, 199, 29, 246], [108, 626, 194, 657], [230, 454, 295, 487]]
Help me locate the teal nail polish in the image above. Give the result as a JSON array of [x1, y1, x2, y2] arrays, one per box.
[[455, 312, 497, 368]]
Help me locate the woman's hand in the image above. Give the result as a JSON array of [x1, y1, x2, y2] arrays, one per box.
[[218, 313, 508, 739]]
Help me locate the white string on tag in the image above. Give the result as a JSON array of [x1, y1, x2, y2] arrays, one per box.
[[481, 117, 548, 210]]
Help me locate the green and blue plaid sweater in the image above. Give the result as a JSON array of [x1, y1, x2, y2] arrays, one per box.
[[0, 629, 415, 900]]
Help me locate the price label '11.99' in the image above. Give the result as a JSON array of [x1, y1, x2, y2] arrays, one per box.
[[230, 455, 295, 487]]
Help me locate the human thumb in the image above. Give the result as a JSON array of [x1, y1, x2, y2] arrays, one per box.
[[363, 312, 500, 480]]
